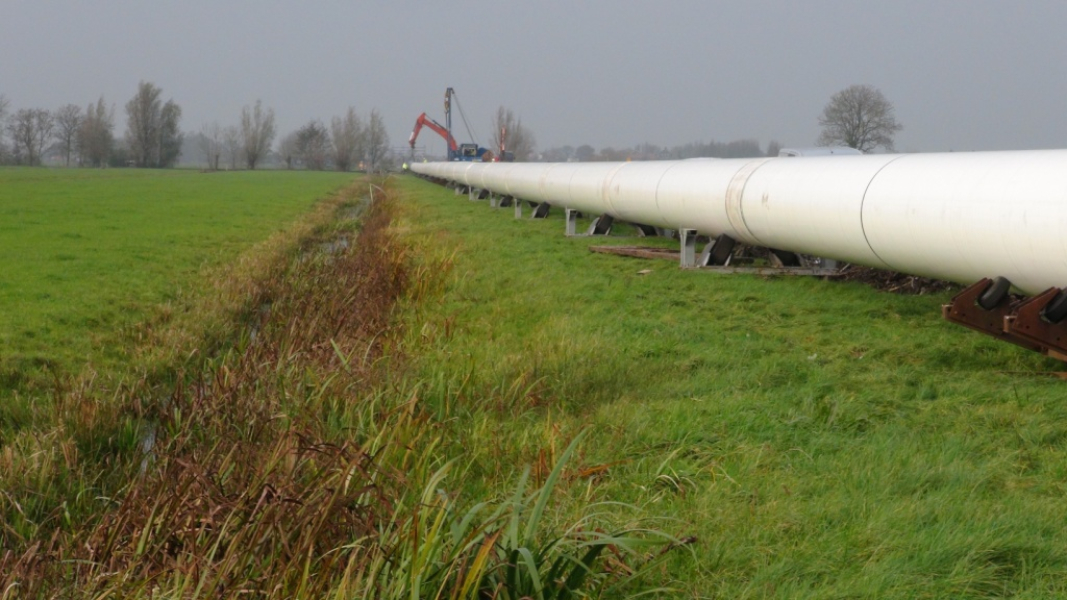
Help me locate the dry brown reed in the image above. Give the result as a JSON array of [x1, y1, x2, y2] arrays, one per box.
[[2, 180, 421, 596], [1, 179, 675, 598]]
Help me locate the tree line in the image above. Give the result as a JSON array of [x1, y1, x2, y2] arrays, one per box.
[[0, 82, 185, 168], [0, 82, 901, 168], [268, 108, 390, 172], [0, 82, 392, 171], [534, 83, 902, 162], [538, 138, 780, 162], [537, 137, 772, 161], [0, 94, 112, 167]]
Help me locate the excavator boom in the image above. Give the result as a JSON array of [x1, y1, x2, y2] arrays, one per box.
[[410, 88, 493, 161], [409, 112, 457, 153]]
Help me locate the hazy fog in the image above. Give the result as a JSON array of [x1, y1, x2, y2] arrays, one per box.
[[3, 0, 1066, 157]]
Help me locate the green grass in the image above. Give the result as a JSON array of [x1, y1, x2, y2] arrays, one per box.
[[0, 167, 355, 390], [4, 170, 1067, 597], [3, 179, 672, 598], [396, 176, 1067, 598]]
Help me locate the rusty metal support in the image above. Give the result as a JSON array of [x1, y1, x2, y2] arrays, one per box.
[[1005, 289, 1067, 361], [943, 279, 1043, 352], [943, 279, 1067, 360]]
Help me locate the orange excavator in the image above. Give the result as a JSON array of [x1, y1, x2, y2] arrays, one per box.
[[408, 87, 492, 161], [408, 112, 486, 161]]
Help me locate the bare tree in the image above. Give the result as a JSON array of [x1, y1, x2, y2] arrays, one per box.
[[78, 97, 114, 167], [277, 131, 299, 170], [34, 109, 54, 165], [125, 81, 182, 167], [7, 108, 54, 166], [817, 84, 902, 153], [222, 125, 241, 170], [159, 101, 183, 167], [295, 120, 331, 170], [330, 107, 364, 172], [766, 140, 782, 157], [125, 81, 160, 166], [0, 95, 9, 162], [490, 106, 536, 161], [364, 109, 389, 172], [53, 104, 83, 166], [199, 122, 223, 170], [241, 100, 275, 169]]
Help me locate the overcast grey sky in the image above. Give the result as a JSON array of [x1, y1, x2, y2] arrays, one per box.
[[3, 1, 1066, 157]]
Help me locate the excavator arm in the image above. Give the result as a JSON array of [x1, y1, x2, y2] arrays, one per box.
[[408, 112, 457, 153], [409, 89, 491, 161]]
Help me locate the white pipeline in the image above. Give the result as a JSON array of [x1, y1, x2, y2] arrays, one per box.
[[410, 151, 1067, 295]]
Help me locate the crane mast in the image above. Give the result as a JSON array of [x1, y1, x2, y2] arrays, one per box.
[[408, 87, 493, 161], [444, 87, 453, 158]]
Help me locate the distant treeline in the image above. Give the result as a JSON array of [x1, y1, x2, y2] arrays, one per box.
[[0, 85, 392, 171], [538, 138, 781, 162]]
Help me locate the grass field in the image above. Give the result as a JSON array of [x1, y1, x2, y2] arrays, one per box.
[[394, 176, 1067, 598], [4, 170, 1067, 597], [6, 173, 663, 597], [0, 167, 354, 395]]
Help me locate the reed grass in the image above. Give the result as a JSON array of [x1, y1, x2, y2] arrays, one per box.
[[1, 177, 676, 598]]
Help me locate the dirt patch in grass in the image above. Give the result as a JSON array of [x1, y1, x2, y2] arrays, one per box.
[[835, 263, 960, 295]]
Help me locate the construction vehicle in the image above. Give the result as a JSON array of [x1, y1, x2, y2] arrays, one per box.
[[408, 113, 488, 161], [408, 87, 492, 161]]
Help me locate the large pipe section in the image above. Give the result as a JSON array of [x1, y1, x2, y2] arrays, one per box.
[[411, 151, 1067, 295]]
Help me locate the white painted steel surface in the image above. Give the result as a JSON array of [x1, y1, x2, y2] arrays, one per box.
[[411, 151, 1067, 294]]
